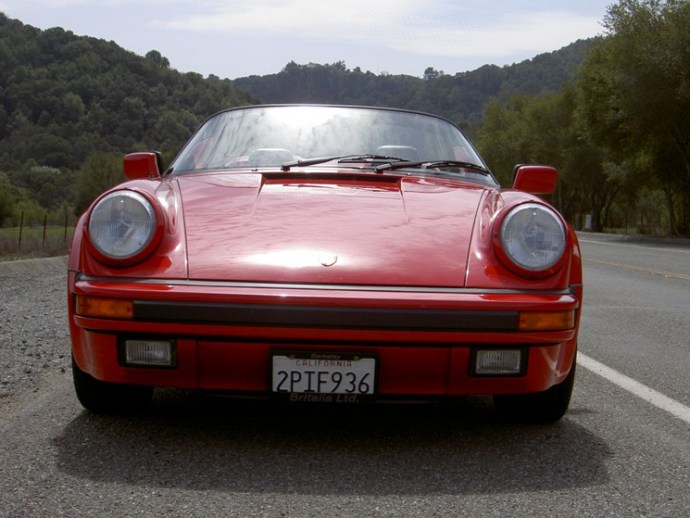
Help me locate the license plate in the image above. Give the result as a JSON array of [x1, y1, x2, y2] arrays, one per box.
[[272, 352, 376, 397]]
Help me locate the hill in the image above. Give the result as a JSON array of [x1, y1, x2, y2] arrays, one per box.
[[0, 13, 255, 172], [233, 39, 595, 129]]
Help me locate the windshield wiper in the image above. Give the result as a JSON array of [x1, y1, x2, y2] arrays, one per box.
[[338, 154, 409, 163], [280, 155, 488, 175], [425, 160, 490, 174], [281, 154, 409, 172], [281, 156, 342, 171], [375, 160, 490, 174]]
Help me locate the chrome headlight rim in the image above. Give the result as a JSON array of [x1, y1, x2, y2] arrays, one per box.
[[85, 189, 163, 266], [494, 202, 568, 278]]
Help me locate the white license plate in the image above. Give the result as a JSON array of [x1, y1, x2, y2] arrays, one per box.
[[272, 353, 376, 395]]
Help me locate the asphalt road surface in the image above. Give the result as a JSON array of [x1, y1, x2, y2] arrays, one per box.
[[1, 233, 689, 517]]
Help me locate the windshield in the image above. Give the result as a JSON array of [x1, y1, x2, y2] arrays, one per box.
[[170, 105, 492, 183]]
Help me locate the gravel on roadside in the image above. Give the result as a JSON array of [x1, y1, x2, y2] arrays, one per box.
[[0, 257, 71, 403]]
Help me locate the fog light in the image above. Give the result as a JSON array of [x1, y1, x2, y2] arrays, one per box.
[[124, 339, 175, 367], [474, 349, 523, 375]]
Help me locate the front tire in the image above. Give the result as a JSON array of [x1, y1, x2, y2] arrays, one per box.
[[72, 357, 153, 414], [493, 360, 576, 423]]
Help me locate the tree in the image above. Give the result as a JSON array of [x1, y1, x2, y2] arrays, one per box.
[[476, 86, 615, 230], [423, 67, 441, 81], [6, 164, 71, 210], [0, 173, 17, 226], [145, 50, 170, 69], [73, 153, 125, 215], [578, 0, 690, 235]]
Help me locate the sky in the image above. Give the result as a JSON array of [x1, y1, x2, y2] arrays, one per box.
[[0, 0, 613, 79]]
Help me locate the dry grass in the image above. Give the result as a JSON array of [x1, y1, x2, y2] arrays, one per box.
[[0, 226, 73, 261]]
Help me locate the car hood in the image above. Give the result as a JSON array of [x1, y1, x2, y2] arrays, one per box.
[[177, 171, 486, 287]]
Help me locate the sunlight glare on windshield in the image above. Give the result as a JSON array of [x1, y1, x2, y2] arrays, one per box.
[[269, 106, 336, 129]]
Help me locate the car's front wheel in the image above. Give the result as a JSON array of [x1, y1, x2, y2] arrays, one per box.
[[493, 359, 576, 423], [72, 357, 153, 414]]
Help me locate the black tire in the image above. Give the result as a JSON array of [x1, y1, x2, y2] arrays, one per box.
[[72, 357, 153, 414], [493, 359, 576, 424]]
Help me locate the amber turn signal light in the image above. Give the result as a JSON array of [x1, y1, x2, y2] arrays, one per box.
[[75, 296, 134, 319], [518, 310, 575, 331]]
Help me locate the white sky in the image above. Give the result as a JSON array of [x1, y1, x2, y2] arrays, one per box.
[[0, 0, 612, 79]]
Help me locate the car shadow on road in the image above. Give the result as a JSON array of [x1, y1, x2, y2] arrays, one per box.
[[53, 391, 611, 496]]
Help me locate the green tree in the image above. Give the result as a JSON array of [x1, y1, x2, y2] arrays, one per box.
[[0, 173, 17, 226], [475, 86, 617, 230], [73, 153, 124, 215], [578, 0, 690, 235], [145, 49, 170, 69], [6, 164, 71, 210]]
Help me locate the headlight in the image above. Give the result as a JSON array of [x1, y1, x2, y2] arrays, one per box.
[[497, 203, 566, 276], [87, 190, 160, 264]]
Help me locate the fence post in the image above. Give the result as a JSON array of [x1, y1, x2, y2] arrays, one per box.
[[42, 213, 48, 248], [625, 209, 628, 235], [18, 211, 24, 250]]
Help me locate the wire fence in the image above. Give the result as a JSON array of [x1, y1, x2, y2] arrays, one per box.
[[0, 211, 75, 259]]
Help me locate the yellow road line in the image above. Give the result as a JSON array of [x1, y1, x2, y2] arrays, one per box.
[[584, 258, 690, 281]]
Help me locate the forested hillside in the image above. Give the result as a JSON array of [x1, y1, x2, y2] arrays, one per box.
[[0, 13, 255, 171], [234, 39, 593, 128]]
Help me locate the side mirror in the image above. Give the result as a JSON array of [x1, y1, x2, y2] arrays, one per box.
[[124, 151, 163, 180], [512, 164, 557, 194]]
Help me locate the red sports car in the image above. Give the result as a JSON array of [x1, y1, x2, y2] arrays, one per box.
[[68, 104, 582, 422]]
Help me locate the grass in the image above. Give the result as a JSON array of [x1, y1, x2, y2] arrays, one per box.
[[0, 226, 74, 261]]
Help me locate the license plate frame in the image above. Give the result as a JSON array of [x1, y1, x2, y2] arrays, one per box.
[[271, 351, 377, 402]]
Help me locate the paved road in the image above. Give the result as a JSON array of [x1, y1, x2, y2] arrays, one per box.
[[1, 235, 689, 517]]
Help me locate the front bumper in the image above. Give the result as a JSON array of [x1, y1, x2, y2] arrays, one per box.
[[69, 274, 581, 397]]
